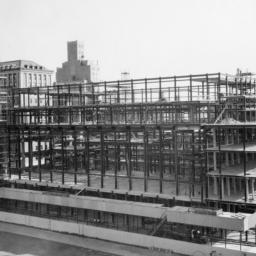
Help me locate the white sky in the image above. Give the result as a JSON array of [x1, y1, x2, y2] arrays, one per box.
[[0, 0, 256, 80]]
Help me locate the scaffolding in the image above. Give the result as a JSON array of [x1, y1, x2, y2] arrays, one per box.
[[4, 72, 256, 204]]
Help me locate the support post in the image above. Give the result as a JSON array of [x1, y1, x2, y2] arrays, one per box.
[[73, 128, 77, 184], [100, 128, 104, 189], [159, 127, 163, 194], [144, 128, 148, 192]]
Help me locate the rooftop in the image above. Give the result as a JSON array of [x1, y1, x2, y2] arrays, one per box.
[[0, 60, 53, 72]]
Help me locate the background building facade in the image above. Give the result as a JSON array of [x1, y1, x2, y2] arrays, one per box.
[[56, 41, 99, 83], [0, 60, 53, 88]]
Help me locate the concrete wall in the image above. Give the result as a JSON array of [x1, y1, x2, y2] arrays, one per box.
[[0, 187, 252, 231], [0, 188, 165, 218], [0, 211, 254, 256], [167, 210, 247, 231]]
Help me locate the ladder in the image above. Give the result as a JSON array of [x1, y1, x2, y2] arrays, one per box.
[[149, 211, 167, 236]]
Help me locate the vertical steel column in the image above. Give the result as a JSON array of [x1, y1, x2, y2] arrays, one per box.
[[189, 75, 193, 101], [124, 105, 127, 124], [199, 128, 204, 202], [49, 128, 53, 182], [203, 81, 206, 100], [243, 126, 247, 202], [16, 127, 21, 179], [225, 75, 228, 97], [125, 89, 127, 104], [216, 73, 221, 102], [250, 78, 252, 95], [155, 105, 158, 124], [159, 127, 163, 193], [61, 127, 65, 184], [191, 130, 195, 197], [28, 128, 32, 180], [96, 106, 99, 124], [20, 111, 23, 125], [21, 128, 25, 168], [38, 128, 42, 182], [7, 127, 11, 178], [117, 81, 120, 103], [57, 86, 60, 125], [91, 83, 95, 104], [73, 128, 77, 184], [173, 127, 179, 195], [29, 109, 32, 125], [114, 130, 118, 189], [45, 88, 49, 124], [174, 76, 177, 101], [218, 127, 223, 201], [28, 88, 30, 108], [100, 128, 104, 188], [240, 78, 243, 96], [110, 106, 113, 125], [11, 88, 15, 109], [131, 80, 134, 104], [235, 78, 238, 97], [86, 128, 90, 187], [244, 96, 247, 122], [80, 85, 84, 124], [159, 77, 162, 100], [204, 128, 208, 199], [82, 129, 86, 183], [104, 81, 107, 103], [145, 78, 148, 103], [198, 102, 201, 124], [206, 74, 209, 100], [79, 84, 83, 105], [144, 127, 148, 192], [127, 127, 132, 190], [47, 87, 50, 107]]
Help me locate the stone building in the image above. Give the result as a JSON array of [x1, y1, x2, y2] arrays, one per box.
[[56, 41, 99, 83], [0, 60, 53, 88]]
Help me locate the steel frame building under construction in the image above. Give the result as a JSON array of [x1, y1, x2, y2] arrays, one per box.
[[1, 73, 256, 255]]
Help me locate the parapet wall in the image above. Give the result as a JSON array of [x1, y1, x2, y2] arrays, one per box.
[[0, 211, 253, 256]]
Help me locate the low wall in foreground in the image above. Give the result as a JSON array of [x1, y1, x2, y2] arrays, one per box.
[[0, 211, 254, 256]]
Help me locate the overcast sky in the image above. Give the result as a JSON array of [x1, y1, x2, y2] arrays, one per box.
[[1, 0, 256, 80]]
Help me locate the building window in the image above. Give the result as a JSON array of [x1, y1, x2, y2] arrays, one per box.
[[44, 75, 47, 86], [34, 74, 37, 86], [24, 73, 27, 88], [29, 74, 32, 87], [39, 74, 42, 86]]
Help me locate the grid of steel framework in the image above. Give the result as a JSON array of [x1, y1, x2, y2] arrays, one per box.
[[5, 72, 256, 205]]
